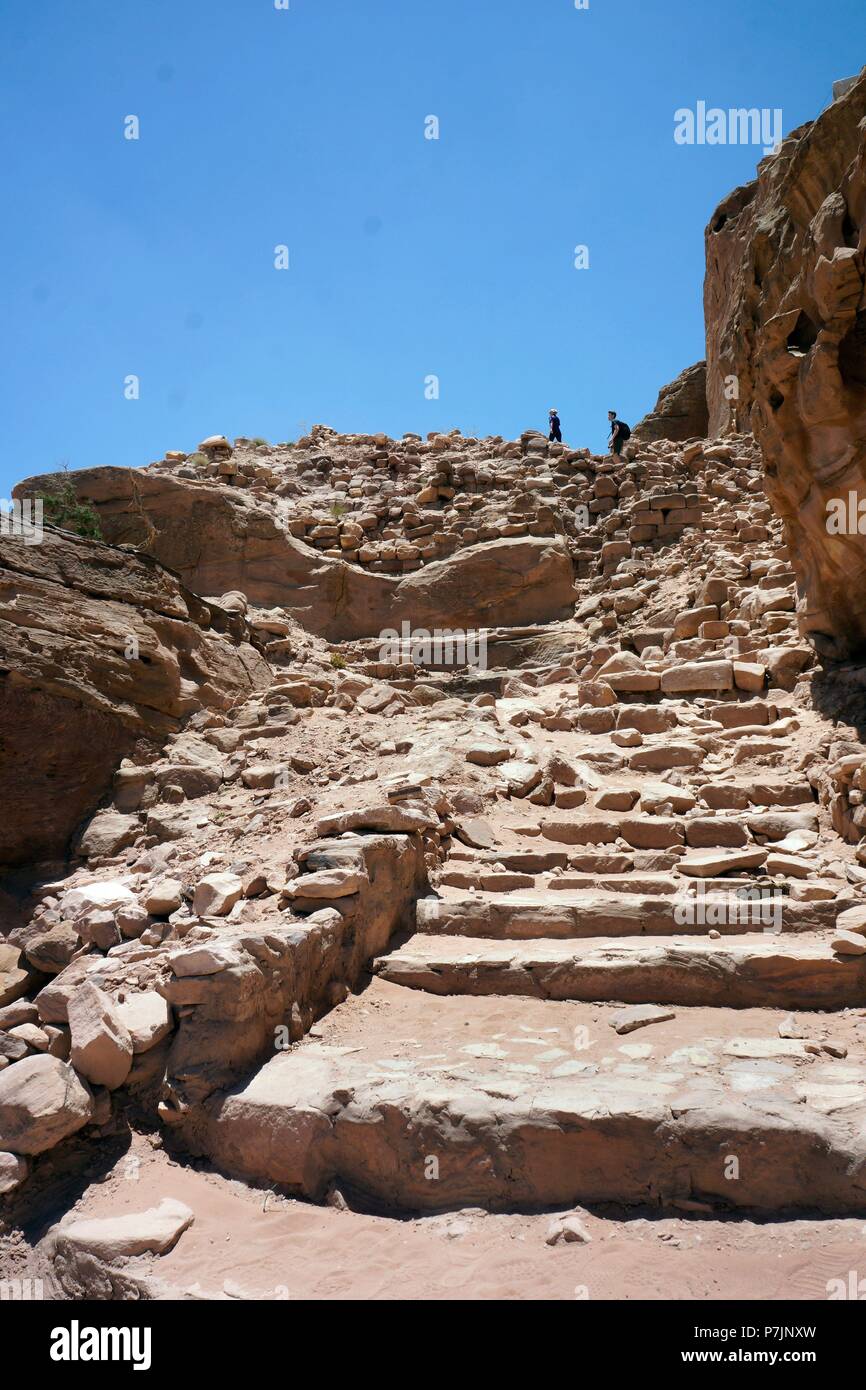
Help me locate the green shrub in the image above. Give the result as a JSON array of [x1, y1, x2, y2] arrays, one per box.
[[33, 470, 102, 540]]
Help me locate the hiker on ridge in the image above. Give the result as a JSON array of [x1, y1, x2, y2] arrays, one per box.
[[548, 409, 562, 443], [607, 410, 631, 457]]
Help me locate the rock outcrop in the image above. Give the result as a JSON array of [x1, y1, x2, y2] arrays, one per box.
[[0, 528, 269, 869], [633, 361, 709, 443], [704, 69, 866, 657], [13, 467, 576, 640]]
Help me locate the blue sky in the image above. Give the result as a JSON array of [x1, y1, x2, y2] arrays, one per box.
[[0, 0, 860, 496]]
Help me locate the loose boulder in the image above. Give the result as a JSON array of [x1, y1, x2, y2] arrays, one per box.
[[68, 983, 134, 1090], [0, 1055, 93, 1155]]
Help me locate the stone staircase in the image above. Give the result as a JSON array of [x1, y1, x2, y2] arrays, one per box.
[[203, 657, 866, 1217], [13, 426, 864, 1235]]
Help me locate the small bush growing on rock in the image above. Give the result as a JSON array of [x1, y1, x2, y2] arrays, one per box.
[[32, 470, 102, 540]]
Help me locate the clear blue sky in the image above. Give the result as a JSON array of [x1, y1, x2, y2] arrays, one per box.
[[0, 1, 860, 496]]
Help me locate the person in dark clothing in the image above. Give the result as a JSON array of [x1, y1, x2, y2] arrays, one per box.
[[548, 409, 562, 443], [608, 410, 631, 456]]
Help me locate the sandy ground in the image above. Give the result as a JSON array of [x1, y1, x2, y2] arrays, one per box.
[[3, 1127, 865, 1301], [4, 973, 865, 1303]]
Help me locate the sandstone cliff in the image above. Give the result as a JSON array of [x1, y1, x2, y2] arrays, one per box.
[[0, 528, 270, 869], [704, 69, 866, 657]]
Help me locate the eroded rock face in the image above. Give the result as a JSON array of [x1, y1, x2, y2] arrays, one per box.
[[633, 361, 708, 443], [0, 528, 270, 868], [704, 70, 866, 657], [13, 467, 576, 640]]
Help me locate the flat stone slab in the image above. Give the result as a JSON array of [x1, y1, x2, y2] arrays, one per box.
[[46, 1197, 194, 1262], [375, 933, 866, 1010], [438, 870, 536, 892], [679, 849, 768, 877], [205, 1033, 866, 1214], [629, 742, 705, 772], [661, 660, 734, 693], [416, 892, 836, 941]]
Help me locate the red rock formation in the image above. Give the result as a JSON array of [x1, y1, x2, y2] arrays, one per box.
[[633, 361, 708, 443], [0, 528, 269, 868], [14, 467, 576, 641], [704, 70, 866, 657]]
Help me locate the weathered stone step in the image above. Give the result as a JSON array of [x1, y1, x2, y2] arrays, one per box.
[[439, 870, 828, 898], [457, 849, 683, 876], [416, 892, 838, 939], [454, 849, 570, 874], [439, 869, 535, 892], [204, 1020, 866, 1214], [545, 872, 767, 895], [511, 815, 819, 856], [375, 933, 866, 1009]]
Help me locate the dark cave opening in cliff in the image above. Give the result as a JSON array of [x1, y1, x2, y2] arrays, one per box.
[[842, 207, 859, 249], [786, 311, 820, 356], [839, 310, 866, 391]]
